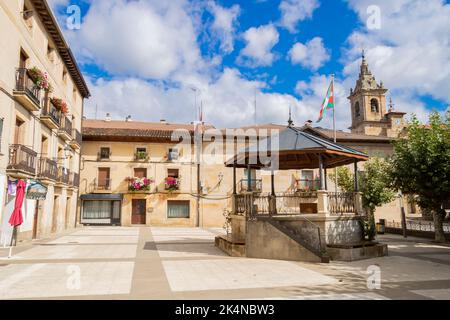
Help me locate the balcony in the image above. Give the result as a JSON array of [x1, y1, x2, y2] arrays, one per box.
[[58, 116, 73, 141], [7, 144, 37, 177], [70, 129, 82, 150], [92, 178, 112, 193], [295, 179, 321, 192], [128, 177, 153, 192], [57, 167, 70, 185], [41, 98, 61, 130], [69, 172, 80, 188], [239, 179, 262, 193], [38, 158, 58, 181], [13, 68, 41, 112], [165, 177, 180, 192], [134, 151, 149, 161]]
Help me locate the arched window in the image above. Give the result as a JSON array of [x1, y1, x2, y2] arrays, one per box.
[[355, 102, 360, 117], [371, 99, 379, 113]]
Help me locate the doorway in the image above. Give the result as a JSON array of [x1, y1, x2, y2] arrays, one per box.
[[131, 199, 146, 225], [98, 167, 111, 189]]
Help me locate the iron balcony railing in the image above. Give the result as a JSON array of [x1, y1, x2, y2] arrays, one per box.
[[38, 158, 58, 181], [72, 128, 82, 145], [239, 179, 262, 192], [134, 151, 149, 161], [42, 97, 62, 126], [60, 116, 72, 137], [15, 68, 41, 106], [71, 172, 80, 187], [93, 178, 112, 190], [58, 167, 70, 185], [7, 144, 37, 175]]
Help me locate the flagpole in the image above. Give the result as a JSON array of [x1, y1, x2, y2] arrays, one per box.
[[331, 74, 338, 194]]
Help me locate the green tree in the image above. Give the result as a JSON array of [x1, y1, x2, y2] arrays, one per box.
[[389, 111, 450, 242], [360, 158, 396, 241], [329, 167, 355, 193]]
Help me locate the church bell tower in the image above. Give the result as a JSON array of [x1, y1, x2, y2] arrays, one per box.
[[348, 51, 389, 136]]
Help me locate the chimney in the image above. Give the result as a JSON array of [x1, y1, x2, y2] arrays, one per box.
[[126, 115, 132, 122], [105, 113, 111, 122], [160, 119, 167, 124], [305, 120, 313, 127]]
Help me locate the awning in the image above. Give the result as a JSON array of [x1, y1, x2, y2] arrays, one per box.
[[80, 194, 123, 201]]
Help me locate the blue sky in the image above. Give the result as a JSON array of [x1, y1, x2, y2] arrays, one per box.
[[49, 0, 450, 129]]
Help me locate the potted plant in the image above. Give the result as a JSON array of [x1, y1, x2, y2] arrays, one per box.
[[51, 97, 69, 114], [136, 150, 148, 160], [165, 176, 180, 192], [28, 66, 53, 92], [128, 177, 153, 192]]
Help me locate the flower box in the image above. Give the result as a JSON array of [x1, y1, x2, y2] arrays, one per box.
[[51, 97, 69, 114], [28, 67, 53, 92], [128, 177, 154, 192], [165, 177, 180, 192]]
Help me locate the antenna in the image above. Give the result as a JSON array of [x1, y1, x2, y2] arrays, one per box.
[[254, 89, 257, 125]]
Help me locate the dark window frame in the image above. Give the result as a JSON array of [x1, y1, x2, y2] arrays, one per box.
[[167, 200, 190, 219]]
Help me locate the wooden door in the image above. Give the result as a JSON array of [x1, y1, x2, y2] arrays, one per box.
[[98, 168, 110, 189], [131, 199, 146, 225], [134, 168, 147, 178]]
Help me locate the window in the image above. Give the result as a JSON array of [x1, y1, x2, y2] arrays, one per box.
[[135, 147, 148, 160], [355, 102, 360, 117], [72, 88, 77, 103], [82, 200, 120, 220], [22, 3, 33, 29], [168, 148, 179, 161], [62, 68, 68, 83], [134, 168, 147, 178], [47, 44, 55, 62], [99, 147, 111, 160], [168, 169, 179, 178], [97, 168, 111, 189], [167, 201, 190, 218], [370, 99, 379, 113]]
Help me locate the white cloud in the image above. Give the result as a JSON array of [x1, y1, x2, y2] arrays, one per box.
[[289, 37, 330, 71], [85, 68, 319, 129], [207, 2, 240, 54], [343, 0, 450, 104], [238, 24, 280, 67], [279, 0, 320, 33], [67, 0, 203, 80]]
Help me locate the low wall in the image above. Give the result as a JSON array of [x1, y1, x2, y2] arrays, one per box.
[[246, 219, 322, 263]]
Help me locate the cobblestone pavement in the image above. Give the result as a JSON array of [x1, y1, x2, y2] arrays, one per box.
[[0, 227, 449, 300]]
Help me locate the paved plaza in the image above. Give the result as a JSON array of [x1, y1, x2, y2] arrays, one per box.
[[0, 227, 449, 300]]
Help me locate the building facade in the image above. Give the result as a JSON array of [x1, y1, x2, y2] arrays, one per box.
[[79, 55, 418, 229], [0, 0, 90, 243]]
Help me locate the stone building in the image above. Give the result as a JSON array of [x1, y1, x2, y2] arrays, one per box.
[[0, 0, 90, 243], [78, 54, 418, 228]]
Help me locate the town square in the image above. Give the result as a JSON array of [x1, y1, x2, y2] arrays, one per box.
[[0, 0, 449, 310]]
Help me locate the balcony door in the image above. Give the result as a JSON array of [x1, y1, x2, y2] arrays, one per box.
[[14, 118, 25, 145], [131, 199, 146, 225], [98, 168, 110, 189], [134, 168, 147, 178]]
